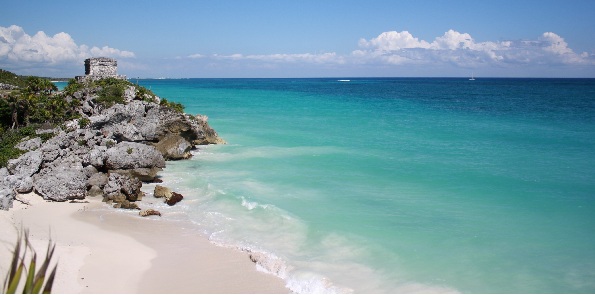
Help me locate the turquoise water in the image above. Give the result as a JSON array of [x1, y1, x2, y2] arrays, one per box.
[[137, 78, 595, 293]]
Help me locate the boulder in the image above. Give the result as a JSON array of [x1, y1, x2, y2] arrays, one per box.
[[87, 172, 108, 188], [165, 191, 184, 206], [33, 167, 87, 201], [108, 168, 161, 182], [87, 185, 104, 198], [7, 150, 43, 177], [104, 173, 144, 203], [154, 134, 192, 160], [16, 137, 42, 151], [4, 175, 34, 193], [39, 143, 62, 163], [0, 188, 15, 211], [139, 209, 161, 217], [85, 146, 107, 168], [192, 115, 226, 145], [105, 142, 165, 170], [153, 185, 172, 199]]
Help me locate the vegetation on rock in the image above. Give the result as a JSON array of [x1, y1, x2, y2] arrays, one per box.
[[0, 69, 186, 168]]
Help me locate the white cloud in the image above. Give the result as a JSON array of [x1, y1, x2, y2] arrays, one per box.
[[354, 29, 593, 67], [358, 30, 430, 51], [0, 25, 134, 68], [187, 53, 205, 59], [212, 52, 344, 64]]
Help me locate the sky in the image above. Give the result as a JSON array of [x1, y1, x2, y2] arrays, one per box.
[[1, 0, 595, 78]]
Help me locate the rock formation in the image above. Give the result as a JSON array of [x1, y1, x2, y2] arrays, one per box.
[[0, 71, 224, 210]]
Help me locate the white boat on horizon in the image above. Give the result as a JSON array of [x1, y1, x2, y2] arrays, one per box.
[[469, 73, 476, 81]]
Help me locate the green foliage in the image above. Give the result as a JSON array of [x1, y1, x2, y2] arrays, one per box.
[[2, 229, 58, 294], [135, 85, 156, 102], [63, 79, 83, 96], [78, 117, 90, 128], [96, 84, 125, 108], [126, 147, 133, 154], [159, 98, 184, 113], [0, 126, 37, 167], [24, 77, 57, 95], [105, 140, 116, 148], [0, 69, 27, 88]]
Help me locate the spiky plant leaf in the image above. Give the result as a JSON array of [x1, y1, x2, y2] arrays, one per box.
[[23, 253, 37, 293]]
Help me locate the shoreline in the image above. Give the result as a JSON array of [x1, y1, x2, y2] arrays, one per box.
[[0, 192, 289, 293]]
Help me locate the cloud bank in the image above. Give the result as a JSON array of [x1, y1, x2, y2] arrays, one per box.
[[0, 25, 134, 73], [1, 24, 593, 77], [353, 29, 594, 67], [180, 29, 593, 77]]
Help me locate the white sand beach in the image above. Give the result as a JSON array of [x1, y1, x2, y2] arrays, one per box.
[[0, 192, 289, 293]]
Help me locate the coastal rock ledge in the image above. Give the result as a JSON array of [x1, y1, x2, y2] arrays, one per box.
[[0, 82, 224, 211]]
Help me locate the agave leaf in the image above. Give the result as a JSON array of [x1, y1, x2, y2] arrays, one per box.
[[32, 241, 55, 291], [5, 262, 24, 294], [41, 266, 57, 294], [5, 230, 23, 289], [23, 252, 37, 293]]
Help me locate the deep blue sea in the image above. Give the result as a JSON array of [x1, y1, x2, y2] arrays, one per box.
[[97, 78, 595, 293]]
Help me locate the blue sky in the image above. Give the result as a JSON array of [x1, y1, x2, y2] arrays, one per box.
[[1, 0, 595, 78]]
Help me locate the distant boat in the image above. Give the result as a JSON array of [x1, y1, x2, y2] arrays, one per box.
[[338, 79, 350, 82], [469, 73, 475, 81]]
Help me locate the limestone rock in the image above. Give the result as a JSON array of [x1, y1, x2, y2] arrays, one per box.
[[87, 172, 108, 189], [86, 146, 107, 168], [153, 185, 172, 199], [33, 167, 87, 201], [108, 168, 161, 182], [193, 115, 226, 145], [16, 137, 42, 151], [139, 209, 161, 217], [7, 151, 43, 177], [39, 143, 62, 163], [4, 175, 34, 193], [105, 142, 165, 170], [0, 188, 15, 211], [165, 192, 184, 206], [154, 134, 192, 160], [87, 185, 104, 198], [104, 173, 143, 203]]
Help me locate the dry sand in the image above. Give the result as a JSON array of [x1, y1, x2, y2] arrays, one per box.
[[0, 192, 289, 293]]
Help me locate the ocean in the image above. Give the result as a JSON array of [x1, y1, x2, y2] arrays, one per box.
[[87, 78, 595, 293]]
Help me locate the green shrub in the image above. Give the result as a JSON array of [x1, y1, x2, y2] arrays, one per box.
[[96, 84, 125, 108], [0, 127, 37, 167], [63, 79, 83, 96], [159, 98, 184, 113], [78, 117, 90, 128]]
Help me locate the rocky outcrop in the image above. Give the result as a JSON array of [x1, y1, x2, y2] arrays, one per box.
[[7, 151, 43, 177], [16, 137, 42, 151], [154, 134, 192, 160], [105, 142, 165, 170], [1, 76, 224, 211], [34, 166, 87, 201], [0, 168, 15, 210]]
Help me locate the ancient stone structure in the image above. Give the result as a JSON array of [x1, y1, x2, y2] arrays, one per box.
[[76, 57, 127, 82]]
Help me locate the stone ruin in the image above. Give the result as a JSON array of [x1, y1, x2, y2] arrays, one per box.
[[76, 57, 127, 82]]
